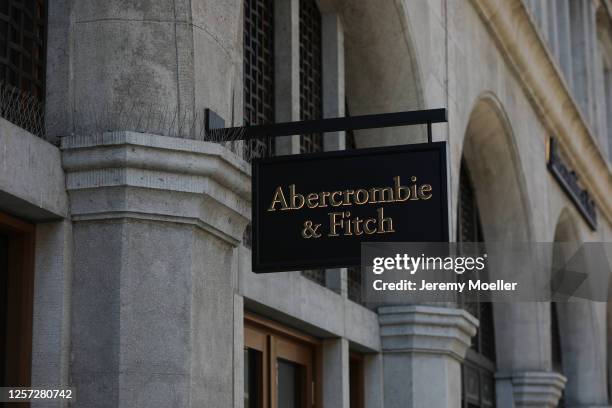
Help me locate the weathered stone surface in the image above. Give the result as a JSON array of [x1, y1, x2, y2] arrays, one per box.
[[0, 119, 67, 220]]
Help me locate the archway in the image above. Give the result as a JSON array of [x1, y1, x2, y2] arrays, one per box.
[[459, 94, 531, 243], [460, 95, 555, 406], [331, 0, 425, 148]]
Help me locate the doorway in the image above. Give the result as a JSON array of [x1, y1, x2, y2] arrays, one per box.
[[244, 313, 319, 408], [0, 211, 35, 396]]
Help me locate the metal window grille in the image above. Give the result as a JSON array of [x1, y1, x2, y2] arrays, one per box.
[[243, 0, 274, 159], [298, 0, 322, 154], [0, 0, 46, 137], [458, 160, 496, 408]]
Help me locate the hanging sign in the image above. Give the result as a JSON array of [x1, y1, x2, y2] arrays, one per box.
[[251, 142, 449, 273]]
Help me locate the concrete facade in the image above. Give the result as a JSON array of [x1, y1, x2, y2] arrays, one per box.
[[0, 0, 610, 407]]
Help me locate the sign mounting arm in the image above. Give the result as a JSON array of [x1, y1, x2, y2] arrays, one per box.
[[205, 108, 447, 144]]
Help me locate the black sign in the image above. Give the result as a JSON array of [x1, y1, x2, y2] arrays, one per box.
[[251, 142, 449, 273], [547, 137, 597, 230]]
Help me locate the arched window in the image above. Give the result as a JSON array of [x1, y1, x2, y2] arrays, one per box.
[[458, 160, 496, 408]]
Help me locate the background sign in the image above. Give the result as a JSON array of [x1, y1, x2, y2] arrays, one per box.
[[252, 142, 449, 273]]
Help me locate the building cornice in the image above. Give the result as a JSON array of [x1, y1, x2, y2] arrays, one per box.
[[470, 0, 612, 228]]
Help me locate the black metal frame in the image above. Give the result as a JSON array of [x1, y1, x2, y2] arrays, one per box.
[[205, 107, 449, 272], [208, 108, 447, 143]]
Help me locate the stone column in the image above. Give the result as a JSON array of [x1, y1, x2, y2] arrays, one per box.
[[494, 302, 566, 408], [557, 300, 610, 408], [378, 305, 478, 408], [46, 0, 242, 143], [363, 353, 384, 408], [31, 220, 72, 408], [322, 338, 350, 408], [61, 132, 250, 408]]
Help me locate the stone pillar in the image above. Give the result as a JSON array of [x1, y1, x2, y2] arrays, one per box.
[[274, 0, 301, 155], [494, 302, 566, 408], [61, 132, 250, 408], [557, 300, 610, 408], [322, 338, 350, 408], [31, 220, 72, 408], [46, 0, 242, 143], [363, 353, 384, 408], [379, 305, 478, 408]]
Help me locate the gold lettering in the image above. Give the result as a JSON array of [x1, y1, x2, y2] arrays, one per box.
[[364, 218, 377, 234], [355, 189, 369, 205], [289, 184, 305, 209], [330, 191, 343, 207], [306, 193, 319, 208], [369, 187, 393, 203], [418, 184, 433, 200], [377, 207, 395, 234], [269, 177, 430, 213], [343, 190, 355, 206], [319, 191, 330, 208], [352, 217, 364, 235], [328, 212, 343, 237], [344, 211, 353, 235], [409, 176, 418, 200], [268, 186, 289, 211], [394, 176, 410, 201]]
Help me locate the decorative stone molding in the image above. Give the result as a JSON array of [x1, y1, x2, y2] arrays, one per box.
[[378, 305, 478, 361], [470, 0, 612, 226], [497, 371, 566, 407], [61, 131, 251, 246]]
